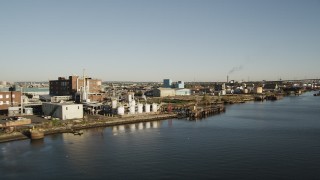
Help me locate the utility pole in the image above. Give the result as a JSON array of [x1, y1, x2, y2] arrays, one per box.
[[20, 87, 23, 115]]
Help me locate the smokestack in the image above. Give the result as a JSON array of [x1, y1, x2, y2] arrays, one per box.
[[227, 75, 229, 83]]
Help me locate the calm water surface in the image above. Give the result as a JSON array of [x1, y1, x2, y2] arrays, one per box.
[[1, 92, 320, 179]]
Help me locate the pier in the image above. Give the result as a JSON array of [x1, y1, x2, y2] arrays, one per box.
[[177, 105, 225, 119]]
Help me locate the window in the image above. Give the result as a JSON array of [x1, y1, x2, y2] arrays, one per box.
[[6, 95, 9, 98], [6, 101, 9, 104], [12, 94, 15, 98], [0, 95, 2, 98], [66, 107, 68, 110], [78, 106, 79, 109], [0, 101, 3, 105]]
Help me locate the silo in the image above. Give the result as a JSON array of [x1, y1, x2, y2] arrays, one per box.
[[117, 106, 125, 115], [256, 87, 263, 94], [131, 100, 136, 107], [128, 94, 132, 103], [112, 99, 117, 109], [137, 104, 143, 114], [129, 104, 135, 114], [145, 104, 150, 113], [152, 103, 158, 112]]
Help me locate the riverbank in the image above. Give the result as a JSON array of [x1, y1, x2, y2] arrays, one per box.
[[0, 113, 177, 143], [0, 92, 296, 143]]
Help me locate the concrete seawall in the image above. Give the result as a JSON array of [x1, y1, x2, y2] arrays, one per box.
[[0, 113, 177, 143]]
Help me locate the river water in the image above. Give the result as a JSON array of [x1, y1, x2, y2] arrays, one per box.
[[1, 92, 320, 179]]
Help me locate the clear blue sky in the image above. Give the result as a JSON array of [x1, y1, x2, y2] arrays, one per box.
[[1, 0, 319, 82]]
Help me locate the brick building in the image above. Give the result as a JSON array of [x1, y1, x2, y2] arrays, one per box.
[[0, 91, 22, 111], [49, 76, 104, 102]]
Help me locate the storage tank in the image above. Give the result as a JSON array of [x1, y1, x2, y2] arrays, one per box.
[[152, 103, 158, 112], [137, 104, 143, 114], [221, 90, 226, 96], [255, 87, 263, 94], [117, 106, 125, 115], [129, 104, 135, 114], [145, 104, 150, 113], [244, 89, 249, 94], [131, 100, 136, 108], [112, 99, 117, 109], [128, 94, 132, 103]]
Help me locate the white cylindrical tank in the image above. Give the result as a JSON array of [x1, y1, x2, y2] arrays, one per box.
[[244, 89, 249, 94], [112, 99, 117, 109], [82, 88, 87, 102], [221, 90, 226, 96], [152, 103, 158, 113], [255, 87, 263, 94], [117, 106, 125, 115], [137, 104, 143, 114], [129, 104, 135, 114], [128, 94, 132, 103], [145, 104, 150, 113], [131, 100, 136, 107]]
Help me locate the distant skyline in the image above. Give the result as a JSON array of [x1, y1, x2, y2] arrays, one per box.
[[1, 0, 320, 83]]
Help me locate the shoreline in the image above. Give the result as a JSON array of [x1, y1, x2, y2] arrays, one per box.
[[0, 113, 177, 143], [1, 92, 300, 144]]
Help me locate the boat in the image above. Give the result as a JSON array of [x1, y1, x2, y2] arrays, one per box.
[[313, 91, 320, 96]]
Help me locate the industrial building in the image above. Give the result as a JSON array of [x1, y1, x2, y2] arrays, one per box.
[[175, 89, 191, 96], [49, 75, 104, 102], [42, 102, 83, 120], [0, 90, 22, 112], [153, 88, 176, 97], [176, 81, 185, 89]]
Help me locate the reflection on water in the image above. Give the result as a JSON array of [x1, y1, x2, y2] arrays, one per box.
[[1, 92, 320, 179], [30, 139, 44, 147], [112, 121, 162, 135]]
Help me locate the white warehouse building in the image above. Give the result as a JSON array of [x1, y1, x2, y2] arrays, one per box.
[[42, 102, 83, 120], [153, 88, 176, 97], [175, 89, 191, 96]]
